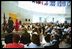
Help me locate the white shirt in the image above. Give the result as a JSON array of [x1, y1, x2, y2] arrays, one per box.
[[24, 44, 29, 48], [30, 25, 32, 28], [28, 42, 40, 48], [45, 28, 50, 33], [43, 42, 52, 47], [51, 29, 57, 35], [67, 27, 71, 33], [64, 28, 67, 32]]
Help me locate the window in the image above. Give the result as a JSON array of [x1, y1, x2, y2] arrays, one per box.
[[57, 1, 61, 6], [67, 1, 71, 6], [36, 1, 41, 4], [50, 1, 55, 6], [61, 1, 66, 6], [44, 1, 48, 5], [57, 1, 66, 7]]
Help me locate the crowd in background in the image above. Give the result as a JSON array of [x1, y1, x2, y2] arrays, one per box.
[[1, 17, 71, 48]]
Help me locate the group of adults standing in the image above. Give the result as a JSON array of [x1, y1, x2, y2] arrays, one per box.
[[2, 17, 21, 33]]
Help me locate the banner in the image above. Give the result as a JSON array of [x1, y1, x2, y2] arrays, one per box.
[[9, 13, 17, 23]]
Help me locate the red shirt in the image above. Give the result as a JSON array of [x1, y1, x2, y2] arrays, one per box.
[[15, 20, 20, 31], [5, 43, 24, 48]]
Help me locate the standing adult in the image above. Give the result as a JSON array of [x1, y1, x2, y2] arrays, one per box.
[[7, 17, 14, 33], [2, 13, 7, 33], [42, 24, 45, 35], [15, 19, 20, 32], [3, 19, 8, 33]]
